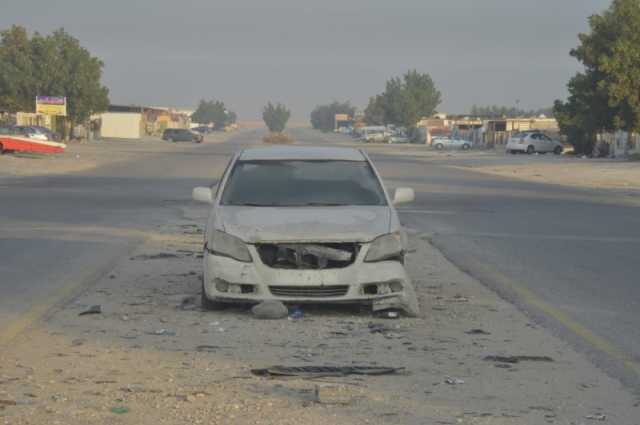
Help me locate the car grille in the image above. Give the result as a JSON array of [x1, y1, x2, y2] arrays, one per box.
[[269, 285, 349, 298], [256, 243, 360, 270]]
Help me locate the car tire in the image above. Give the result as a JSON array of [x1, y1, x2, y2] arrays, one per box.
[[435, 143, 444, 150], [553, 146, 563, 155], [462, 144, 471, 150], [526, 145, 535, 154], [201, 280, 226, 311]]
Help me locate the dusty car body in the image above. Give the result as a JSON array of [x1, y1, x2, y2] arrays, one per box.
[[192, 146, 419, 316], [506, 131, 563, 154]]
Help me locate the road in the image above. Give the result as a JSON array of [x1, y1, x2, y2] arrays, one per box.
[[1, 128, 639, 392]]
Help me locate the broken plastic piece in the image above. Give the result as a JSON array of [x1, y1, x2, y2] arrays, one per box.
[[483, 355, 554, 364], [78, 305, 102, 316], [251, 365, 405, 378]]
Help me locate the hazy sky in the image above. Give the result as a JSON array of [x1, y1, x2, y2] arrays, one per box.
[[2, 0, 610, 120]]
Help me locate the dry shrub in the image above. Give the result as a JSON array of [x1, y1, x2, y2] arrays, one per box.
[[262, 132, 295, 144]]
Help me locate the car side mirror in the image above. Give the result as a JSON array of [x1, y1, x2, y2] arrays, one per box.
[[392, 188, 415, 205], [192, 187, 213, 204]]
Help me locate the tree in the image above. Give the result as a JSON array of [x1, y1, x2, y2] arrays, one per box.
[[364, 70, 441, 128], [555, 0, 640, 154], [469, 104, 554, 118], [364, 95, 385, 125], [310, 101, 355, 131], [262, 102, 290, 133], [0, 26, 109, 133], [0, 26, 36, 112], [191, 99, 231, 129]]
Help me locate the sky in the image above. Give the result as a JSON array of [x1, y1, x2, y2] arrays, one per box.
[[1, 0, 611, 120]]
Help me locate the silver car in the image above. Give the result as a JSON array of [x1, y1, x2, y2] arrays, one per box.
[[192, 146, 419, 316], [506, 131, 563, 154], [431, 136, 471, 150]]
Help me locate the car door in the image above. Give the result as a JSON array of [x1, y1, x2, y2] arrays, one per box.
[[540, 134, 554, 152]]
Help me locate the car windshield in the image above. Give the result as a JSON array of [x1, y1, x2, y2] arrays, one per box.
[[221, 160, 387, 206]]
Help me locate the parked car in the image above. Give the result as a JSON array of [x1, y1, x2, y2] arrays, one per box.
[[506, 131, 563, 154], [191, 146, 419, 316], [192, 126, 214, 134], [361, 126, 388, 143], [12, 126, 51, 141], [431, 136, 471, 150], [162, 128, 203, 143]]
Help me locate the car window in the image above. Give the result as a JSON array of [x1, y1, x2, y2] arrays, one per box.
[[221, 160, 388, 207]]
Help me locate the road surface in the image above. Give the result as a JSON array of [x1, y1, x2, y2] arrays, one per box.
[[1, 128, 639, 392]]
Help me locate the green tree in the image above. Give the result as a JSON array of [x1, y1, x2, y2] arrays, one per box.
[[262, 102, 290, 133], [364, 95, 385, 125], [364, 70, 441, 128], [191, 99, 231, 129], [555, 0, 640, 154], [0, 26, 36, 112], [310, 101, 355, 131], [0, 26, 109, 133]]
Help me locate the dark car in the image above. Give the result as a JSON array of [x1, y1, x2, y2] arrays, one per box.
[[162, 128, 203, 143], [191, 126, 213, 134]]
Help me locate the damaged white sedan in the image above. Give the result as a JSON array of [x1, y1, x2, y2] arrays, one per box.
[[192, 146, 419, 316]]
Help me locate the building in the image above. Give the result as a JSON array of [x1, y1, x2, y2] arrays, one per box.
[[94, 105, 192, 139]]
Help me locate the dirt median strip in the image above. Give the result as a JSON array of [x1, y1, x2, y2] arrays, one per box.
[[0, 131, 238, 178], [0, 204, 637, 424]]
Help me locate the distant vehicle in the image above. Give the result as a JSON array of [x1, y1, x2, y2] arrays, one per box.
[[11, 126, 51, 141], [192, 126, 214, 134], [506, 131, 563, 154], [361, 126, 388, 143], [388, 136, 411, 144], [31, 125, 59, 141], [163, 128, 203, 143], [431, 136, 471, 150]]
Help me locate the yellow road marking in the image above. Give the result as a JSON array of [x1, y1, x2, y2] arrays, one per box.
[[466, 257, 640, 377]]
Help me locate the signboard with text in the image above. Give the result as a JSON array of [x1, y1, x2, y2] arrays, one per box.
[[36, 96, 67, 116]]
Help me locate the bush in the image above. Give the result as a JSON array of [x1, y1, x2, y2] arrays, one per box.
[[262, 102, 291, 133], [263, 132, 294, 144]]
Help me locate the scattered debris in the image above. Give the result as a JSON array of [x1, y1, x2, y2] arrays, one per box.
[[146, 329, 176, 336], [251, 366, 405, 378], [447, 294, 469, 303], [130, 253, 179, 260], [110, 406, 130, 414], [585, 414, 607, 421], [444, 377, 465, 385], [78, 305, 102, 316], [465, 329, 491, 335], [71, 338, 86, 347], [251, 301, 288, 320], [195, 345, 231, 352], [483, 355, 554, 364], [314, 385, 353, 405], [289, 306, 304, 320], [374, 309, 400, 319], [179, 295, 197, 311], [372, 294, 420, 317]]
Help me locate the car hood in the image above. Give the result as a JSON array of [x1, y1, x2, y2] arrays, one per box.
[[217, 206, 391, 243]]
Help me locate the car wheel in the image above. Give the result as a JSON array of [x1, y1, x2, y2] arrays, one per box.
[[435, 143, 444, 150], [553, 146, 563, 155], [526, 145, 535, 154], [201, 280, 226, 311], [462, 143, 471, 150]]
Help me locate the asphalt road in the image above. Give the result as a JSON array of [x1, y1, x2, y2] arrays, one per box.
[[1, 128, 639, 392]]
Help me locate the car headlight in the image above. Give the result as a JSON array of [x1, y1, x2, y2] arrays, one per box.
[[365, 233, 404, 262], [207, 230, 252, 262]]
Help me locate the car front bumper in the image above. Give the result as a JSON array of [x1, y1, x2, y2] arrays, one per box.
[[202, 247, 419, 316]]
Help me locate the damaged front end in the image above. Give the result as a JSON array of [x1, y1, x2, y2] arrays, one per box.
[[203, 239, 420, 317], [255, 243, 360, 270]]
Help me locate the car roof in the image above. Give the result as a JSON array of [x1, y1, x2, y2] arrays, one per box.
[[239, 146, 366, 161]]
